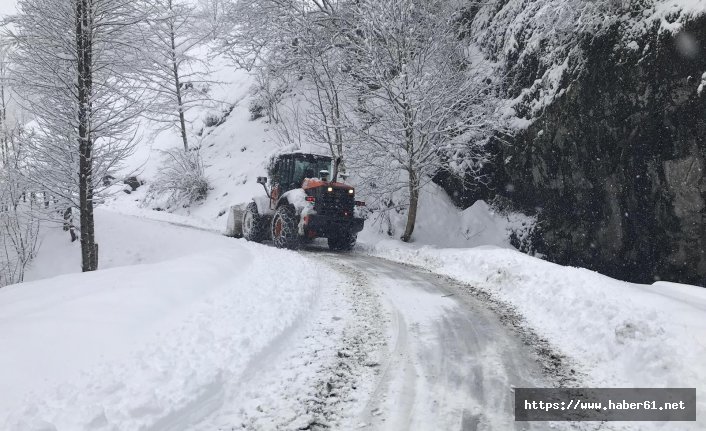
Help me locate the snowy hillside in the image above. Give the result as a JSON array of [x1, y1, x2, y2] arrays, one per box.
[[101, 59, 528, 251], [472, 0, 706, 126]]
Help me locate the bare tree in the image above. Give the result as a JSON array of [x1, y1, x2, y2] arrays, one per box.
[[145, 0, 213, 152], [195, 0, 229, 41], [7, 0, 149, 272], [297, 16, 353, 166], [349, 0, 501, 242], [0, 44, 39, 287], [0, 143, 40, 287], [218, 0, 356, 163]]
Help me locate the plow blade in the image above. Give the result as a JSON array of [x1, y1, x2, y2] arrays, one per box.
[[224, 204, 247, 238]]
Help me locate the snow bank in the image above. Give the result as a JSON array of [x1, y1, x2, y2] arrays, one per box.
[[359, 183, 534, 250], [1, 211, 337, 430], [363, 241, 706, 429], [25, 210, 226, 281]]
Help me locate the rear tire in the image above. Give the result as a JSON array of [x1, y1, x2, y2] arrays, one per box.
[[243, 202, 266, 242], [328, 232, 356, 251], [272, 204, 301, 250]]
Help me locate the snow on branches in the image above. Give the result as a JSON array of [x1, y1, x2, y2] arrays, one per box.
[[145, 147, 209, 210], [143, 0, 216, 152], [217, 0, 504, 242], [348, 0, 502, 241], [7, 0, 152, 271]]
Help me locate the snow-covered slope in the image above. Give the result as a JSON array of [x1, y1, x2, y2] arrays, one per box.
[[104, 53, 525, 251], [107, 61, 280, 230], [472, 0, 706, 127]]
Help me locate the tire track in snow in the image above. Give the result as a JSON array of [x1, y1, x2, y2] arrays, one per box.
[[320, 258, 415, 431], [180, 249, 386, 431], [322, 252, 588, 431]]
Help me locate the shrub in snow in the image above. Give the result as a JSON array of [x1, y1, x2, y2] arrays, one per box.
[[204, 113, 222, 128], [0, 102, 40, 286], [0, 167, 41, 287], [203, 105, 234, 129], [248, 99, 266, 121], [0, 201, 40, 288], [248, 72, 288, 123], [146, 148, 209, 210], [123, 176, 143, 191]]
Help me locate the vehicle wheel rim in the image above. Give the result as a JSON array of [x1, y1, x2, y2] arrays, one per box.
[[274, 218, 283, 238]]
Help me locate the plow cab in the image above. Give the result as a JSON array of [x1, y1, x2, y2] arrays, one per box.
[[225, 152, 365, 251]]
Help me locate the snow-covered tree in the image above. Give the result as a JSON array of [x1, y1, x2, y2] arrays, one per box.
[[196, 0, 229, 41], [0, 137, 40, 287], [218, 0, 356, 163], [0, 44, 39, 287], [349, 0, 501, 242], [145, 0, 213, 152], [7, 0, 149, 272], [295, 3, 354, 166]]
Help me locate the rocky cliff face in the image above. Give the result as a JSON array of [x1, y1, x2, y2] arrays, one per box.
[[451, 1, 706, 285]]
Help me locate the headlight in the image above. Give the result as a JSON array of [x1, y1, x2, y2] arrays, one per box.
[[348, 189, 354, 194], [327, 187, 334, 192]]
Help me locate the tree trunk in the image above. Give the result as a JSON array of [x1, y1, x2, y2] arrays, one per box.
[[332, 88, 346, 174], [169, 0, 188, 152], [77, 0, 98, 272], [401, 96, 417, 243], [401, 168, 419, 243], [0, 75, 6, 166]]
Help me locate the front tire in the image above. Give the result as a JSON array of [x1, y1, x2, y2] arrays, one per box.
[[272, 205, 301, 250], [328, 232, 356, 251], [242, 202, 266, 242]]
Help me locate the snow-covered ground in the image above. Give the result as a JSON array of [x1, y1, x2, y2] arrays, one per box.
[[0, 209, 565, 431], [2, 210, 375, 430], [326, 253, 553, 431], [361, 239, 706, 430]]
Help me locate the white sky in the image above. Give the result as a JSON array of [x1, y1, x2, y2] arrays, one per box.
[[0, 0, 17, 18]]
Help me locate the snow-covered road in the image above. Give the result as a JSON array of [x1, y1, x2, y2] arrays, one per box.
[[181, 247, 567, 430], [318, 252, 553, 431]]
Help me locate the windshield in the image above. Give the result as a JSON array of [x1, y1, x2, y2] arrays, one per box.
[[293, 158, 332, 184]]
